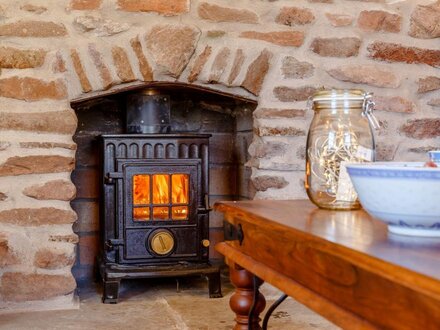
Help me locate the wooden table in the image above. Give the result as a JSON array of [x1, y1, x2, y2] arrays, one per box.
[[214, 200, 440, 330]]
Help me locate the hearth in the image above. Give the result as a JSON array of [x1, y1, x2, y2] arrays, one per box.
[[97, 91, 222, 303]]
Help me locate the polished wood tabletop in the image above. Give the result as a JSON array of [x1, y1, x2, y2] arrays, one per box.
[[215, 199, 440, 330]]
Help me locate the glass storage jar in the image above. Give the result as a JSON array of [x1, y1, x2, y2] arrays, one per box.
[[305, 89, 378, 210]]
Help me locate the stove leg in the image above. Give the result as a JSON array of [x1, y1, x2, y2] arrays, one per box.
[[229, 262, 266, 330], [207, 272, 222, 298], [102, 279, 120, 304]]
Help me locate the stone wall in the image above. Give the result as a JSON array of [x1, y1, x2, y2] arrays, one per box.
[[0, 0, 438, 312]]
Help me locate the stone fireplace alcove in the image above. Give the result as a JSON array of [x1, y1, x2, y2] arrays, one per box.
[[70, 83, 257, 283], [0, 0, 439, 314]]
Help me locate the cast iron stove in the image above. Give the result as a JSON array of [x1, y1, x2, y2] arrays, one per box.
[[98, 91, 221, 303]]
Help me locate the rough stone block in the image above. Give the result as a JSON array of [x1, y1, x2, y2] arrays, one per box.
[[374, 96, 416, 113], [0, 273, 76, 302], [407, 146, 440, 154], [228, 49, 245, 85], [88, 44, 113, 90], [0, 111, 77, 134], [326, 13, 353, 27], [112, 46, 135, 83], [71, 49, 92, 93], [368, 42, 440, 67], [428, 98, 440, 107], [188, 46, 212, 83], [257, 126, 306, 137], [249, 139, 288, 159], [274, 86, 317, 102], [0, 47, 46, 69], [327, 64, 400, 88], [417, 76, 440, 94], [0, 141, 10, 151], [117, 0, 189, 16], [129, 36, 152, 81], [70, 0, 102, 10], [0, 20, 67, 37], [409, 2, 440, 39], [198, 3, 258, 24], [208, 47, 230, 83], [74, 16, 130, 37], [0, 207, 77, 226], [281, 56, 314, 79], [400, 118, 440, 139], [254, 108, 305, 119], [52, 52, 67, 73], [20, 4, 47, 14], [0, 155, 74, 177], [49, 234, 79, 244], [358, 10, 401, 33], [0, 77, 67, 101], [19, 142, 76, 150], [251, 175, 288, 192], [34, 248, 75, 270], [23, 180, 76, 201], [311, 37, 361, 57], [0, 234, 18, 266], [241, 49, 272, 96], [276, 7, 315, 26], [240, 31, 304, 47], [146, 25, 199, 78], [206, 30, 226, 38]]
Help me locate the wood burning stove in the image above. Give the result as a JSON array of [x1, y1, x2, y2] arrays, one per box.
[[98, 90, 221, 303]]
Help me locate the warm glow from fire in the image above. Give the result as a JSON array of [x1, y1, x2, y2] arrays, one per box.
[[153, 174, 169, 204], [133, 173, 189, 221], [133, 175, 150, 205], [172, 174, 188, 204]]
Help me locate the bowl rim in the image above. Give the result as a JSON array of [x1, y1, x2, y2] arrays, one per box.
[[345, 162, 440, 171]]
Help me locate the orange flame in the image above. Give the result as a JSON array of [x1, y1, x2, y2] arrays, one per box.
[[133, 173, 189, 221]]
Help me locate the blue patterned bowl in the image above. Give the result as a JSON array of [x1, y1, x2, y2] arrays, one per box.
[[428, 150, 440, 165], [346, 162, 440, 237]]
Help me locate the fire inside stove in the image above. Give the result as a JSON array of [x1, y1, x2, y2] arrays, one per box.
[[132, 174, 189, 221]]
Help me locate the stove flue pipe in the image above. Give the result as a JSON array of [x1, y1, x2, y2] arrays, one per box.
[[126, 88, 171, 134]]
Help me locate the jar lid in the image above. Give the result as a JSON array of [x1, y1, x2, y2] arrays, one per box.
[[311, 89, 368, 102]]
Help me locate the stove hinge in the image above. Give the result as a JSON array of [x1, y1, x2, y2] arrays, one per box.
[[105, 238, 124, 250], [105, 172, 123, 185], [198, 194, 213, 214]]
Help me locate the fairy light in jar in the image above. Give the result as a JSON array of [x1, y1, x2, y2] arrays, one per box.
[[308, 125, 364, 201]]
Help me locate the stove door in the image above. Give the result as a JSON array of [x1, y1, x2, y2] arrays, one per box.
[[116, 159, 204, 264]]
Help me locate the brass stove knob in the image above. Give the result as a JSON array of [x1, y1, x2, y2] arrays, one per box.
[[149, 230, 175, 256], [202, 239, 210, 247]]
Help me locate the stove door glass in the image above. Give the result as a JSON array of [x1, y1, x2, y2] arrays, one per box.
[[132, 173, 189, 221]]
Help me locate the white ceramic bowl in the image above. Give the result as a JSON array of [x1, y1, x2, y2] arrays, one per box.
[[346, 162, 440, 237]]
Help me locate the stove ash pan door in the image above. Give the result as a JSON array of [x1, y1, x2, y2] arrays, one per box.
[[117, 159, 207, 264]]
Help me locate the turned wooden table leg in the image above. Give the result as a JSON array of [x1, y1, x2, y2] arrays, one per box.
[[229, 262, 266, 330]]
